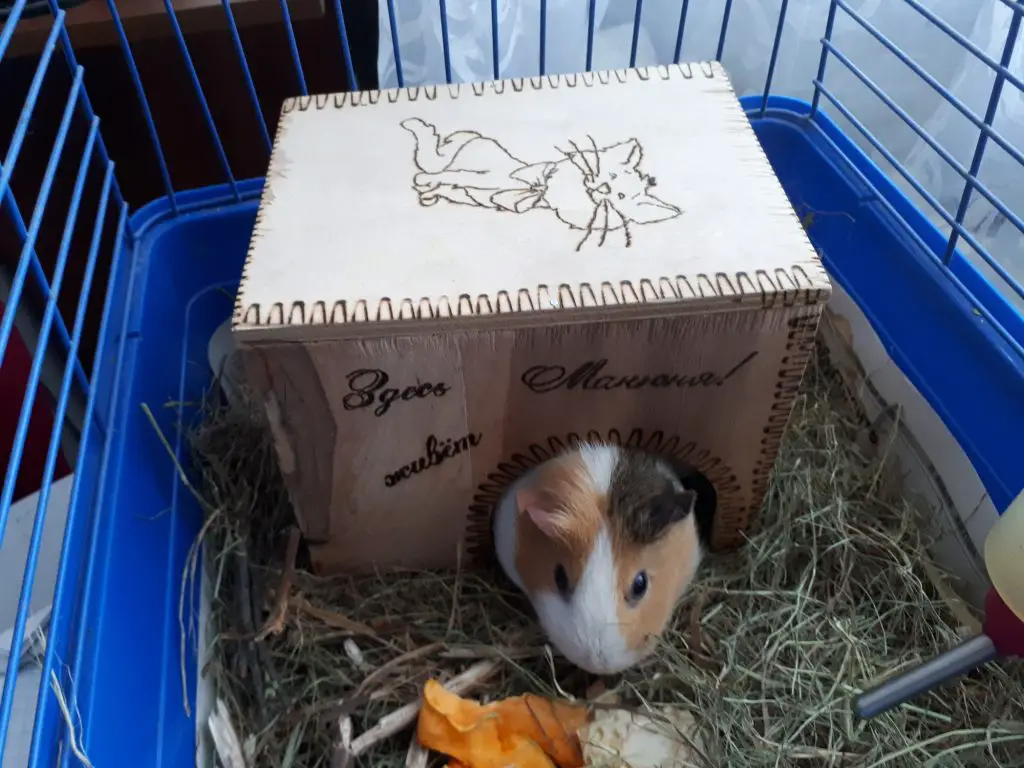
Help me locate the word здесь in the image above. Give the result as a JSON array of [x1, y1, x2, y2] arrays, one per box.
[[519, 351, 758, 394], [342, 368, 450, 417], [384, 432, 482, 488]]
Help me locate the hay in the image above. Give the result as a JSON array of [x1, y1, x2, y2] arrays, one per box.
[[174, 342, 1024, 768]]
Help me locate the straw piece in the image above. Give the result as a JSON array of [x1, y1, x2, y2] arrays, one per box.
[[49, 668, 93, 768], [209, 698, 248, 768], [351, 660, 498, 755], [345, 639, 369, 671], [255, 526, 301, 641], [404, 739, 429, 768], [330, 717, 353, 768]]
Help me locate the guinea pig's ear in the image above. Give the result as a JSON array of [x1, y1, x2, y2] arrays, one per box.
[[650, 487, 699, 530], [677, 488, 698, 519], [515, 488, 567, 540]]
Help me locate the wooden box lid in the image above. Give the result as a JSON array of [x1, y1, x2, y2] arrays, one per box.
[[234, 62, 829, 340]]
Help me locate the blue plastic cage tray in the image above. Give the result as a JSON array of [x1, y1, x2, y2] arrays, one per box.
[[1, 0, 1024, 764]]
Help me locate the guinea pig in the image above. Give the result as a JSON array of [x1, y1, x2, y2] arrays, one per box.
[[493, 443, 712, 675]]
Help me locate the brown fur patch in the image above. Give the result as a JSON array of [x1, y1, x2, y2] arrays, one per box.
[[515, 452, 604, 596], [613, 514, 703, 654]]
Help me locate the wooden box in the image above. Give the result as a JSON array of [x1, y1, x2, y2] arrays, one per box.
[[232, 62, 831, 574]]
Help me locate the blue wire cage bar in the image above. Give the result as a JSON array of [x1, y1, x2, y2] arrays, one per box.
[[0, 0, 1021, 764]]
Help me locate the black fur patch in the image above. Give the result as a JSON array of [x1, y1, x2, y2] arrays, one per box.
[[608, 449, 698, 544], [675, 466, 716, 547]]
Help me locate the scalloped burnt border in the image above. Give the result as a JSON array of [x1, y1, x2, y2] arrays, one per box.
[[462, 428, 743, 568], [232, 61, 831, 332], [744, 311, 821, 546]]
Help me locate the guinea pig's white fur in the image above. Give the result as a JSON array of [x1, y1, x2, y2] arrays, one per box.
[[494, 443, 704, 675]]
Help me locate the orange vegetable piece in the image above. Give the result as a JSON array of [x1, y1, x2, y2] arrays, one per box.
[[417, 679, 589, 768]]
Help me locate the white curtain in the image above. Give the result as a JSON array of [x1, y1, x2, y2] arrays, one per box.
[[375, 0, 1024, 311]]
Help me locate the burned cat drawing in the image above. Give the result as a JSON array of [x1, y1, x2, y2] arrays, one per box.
[[400, 117, 681, 251]]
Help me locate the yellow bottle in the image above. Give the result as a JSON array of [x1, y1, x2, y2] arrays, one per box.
[[985, 488, 1024, 623]]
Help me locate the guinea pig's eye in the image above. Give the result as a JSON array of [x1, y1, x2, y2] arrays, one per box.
[[627, 570, 649, 603], [554, 564, 570, 597]]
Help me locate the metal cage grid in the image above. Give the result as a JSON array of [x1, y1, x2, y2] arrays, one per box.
[[0, 0, 1022, 763]]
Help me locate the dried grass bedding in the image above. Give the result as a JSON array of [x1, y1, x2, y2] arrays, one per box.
[[167, 340, 1024, 767]]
